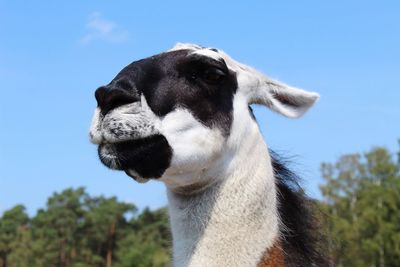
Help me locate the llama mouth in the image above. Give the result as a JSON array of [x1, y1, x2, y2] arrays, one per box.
[[97, 134, 173, 180]]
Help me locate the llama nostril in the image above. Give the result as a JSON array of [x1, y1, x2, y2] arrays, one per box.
[[95, 86, 140, 116], [95, 87, 107, 106]]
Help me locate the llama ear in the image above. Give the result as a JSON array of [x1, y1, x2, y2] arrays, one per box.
[[248, 78, 319, 118]]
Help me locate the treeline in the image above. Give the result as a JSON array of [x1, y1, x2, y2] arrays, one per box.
[[1, 146, 399, 267], [0, 189, 171, 267]]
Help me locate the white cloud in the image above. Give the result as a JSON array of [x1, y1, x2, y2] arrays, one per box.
[[80, 12, 129, 44]]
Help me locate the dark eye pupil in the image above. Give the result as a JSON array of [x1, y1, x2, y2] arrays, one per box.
[[206, 73, 220, 80], [204, 68, 225, 83]]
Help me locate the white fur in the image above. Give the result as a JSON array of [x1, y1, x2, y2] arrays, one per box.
[[167, 93, 279, 267], [89, 108, 103, 144], [89, 95, 160, 145], [169, 43, 203, 52], [190, 49, 223, 62], [160, 109, 225, 188]]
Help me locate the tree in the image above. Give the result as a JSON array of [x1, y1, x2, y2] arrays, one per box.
[[31, 187, 88, 267], [115, 208, 171, 267], [7, 224, 33, 267], [320, 146, 400, 267], [0, 205, 29, 267], [83, 196, 136, 267]]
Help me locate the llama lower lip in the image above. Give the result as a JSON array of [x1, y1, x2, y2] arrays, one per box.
[[125, 169, 149, 183], [98, 144, 121, 170]]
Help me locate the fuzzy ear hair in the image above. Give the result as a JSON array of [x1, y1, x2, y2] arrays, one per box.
[[248, 78, 319, 118]]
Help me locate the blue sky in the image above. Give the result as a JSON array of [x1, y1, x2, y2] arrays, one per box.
[[1, 1, 399, 216]]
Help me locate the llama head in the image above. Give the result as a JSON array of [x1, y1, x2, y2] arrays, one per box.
[[89, 43, 319, 188]]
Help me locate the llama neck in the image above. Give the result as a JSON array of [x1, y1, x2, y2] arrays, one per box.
[[166, 133, 280, 267]]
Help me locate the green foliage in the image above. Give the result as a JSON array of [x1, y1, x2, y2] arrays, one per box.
[[111, 205, 171, 267], [115, 208, 171, 267], [0, 188, 171, 267], [320, 146, 400, 267], [0, 205, 29, 267]]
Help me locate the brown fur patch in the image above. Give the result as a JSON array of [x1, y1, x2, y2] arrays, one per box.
[[258, 241, 285, 267]]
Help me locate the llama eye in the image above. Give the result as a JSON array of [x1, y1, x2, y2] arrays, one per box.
[[203, 68, 226, 84], [189, 73, 197, 80]]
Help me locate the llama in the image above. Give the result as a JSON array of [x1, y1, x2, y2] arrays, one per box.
[[89, 43, 327, 267]]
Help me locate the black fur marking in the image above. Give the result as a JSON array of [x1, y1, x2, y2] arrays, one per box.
[[98, 134, 172, 179], [270, 150, 329, 267], [109, 49, 238, 136], [95, 86, 140, 116], [114, 134, 172, 178]]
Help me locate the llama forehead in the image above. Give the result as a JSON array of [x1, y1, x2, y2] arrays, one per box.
[[168, 43, 262, 96], [169, 43, 242, 72], [189, 48, 224, 62]]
